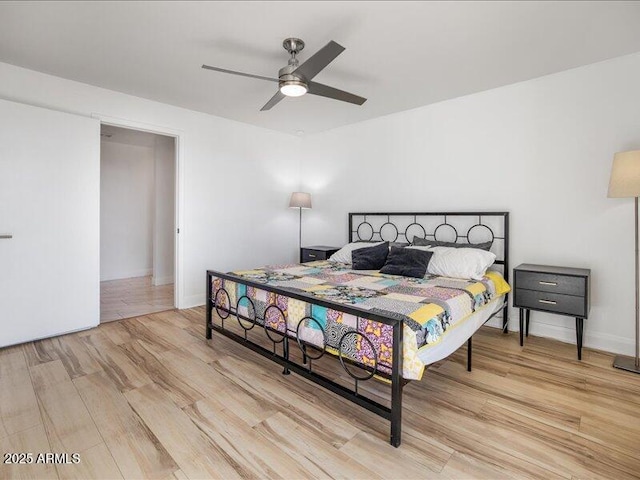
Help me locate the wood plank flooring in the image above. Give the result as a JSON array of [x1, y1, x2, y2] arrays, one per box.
[[1, 307, 639, 479], [100, 276, 174, 323]]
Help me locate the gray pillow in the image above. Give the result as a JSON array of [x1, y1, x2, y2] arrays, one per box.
[[356, 240, 408, 248], [389, 241, 409, 248], [352, 242, 389, 270], [380, 246, 434, 278], [411, 236, 431, 246], [412, 236, 492, 251]]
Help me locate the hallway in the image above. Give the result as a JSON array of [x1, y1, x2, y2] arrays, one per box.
[[100, 276, 174, 322]]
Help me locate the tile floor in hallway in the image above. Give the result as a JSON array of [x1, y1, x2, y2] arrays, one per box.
[[100, 275, 174, 322]]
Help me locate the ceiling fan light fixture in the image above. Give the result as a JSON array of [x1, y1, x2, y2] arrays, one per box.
[[279, 80, 308, 97]]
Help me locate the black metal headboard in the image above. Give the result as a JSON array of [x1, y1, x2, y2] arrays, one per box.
[[348, 211, 510, 284]]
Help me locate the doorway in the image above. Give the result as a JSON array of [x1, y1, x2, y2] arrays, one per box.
[[99, 124, 177, 322]]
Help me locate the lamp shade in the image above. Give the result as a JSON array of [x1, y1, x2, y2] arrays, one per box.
[[289, 192, 312, 209], [609, 150, 640, 198]]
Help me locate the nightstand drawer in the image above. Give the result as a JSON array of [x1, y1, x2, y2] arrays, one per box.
[[515, 270, 585, 297], [300, 246, 339, 264], [515, 289, 586, 317], [302, 250, 324, 262], [300, 246, 339, 263]]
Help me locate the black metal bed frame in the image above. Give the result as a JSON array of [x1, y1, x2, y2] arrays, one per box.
[[206, 211, 509, 447]]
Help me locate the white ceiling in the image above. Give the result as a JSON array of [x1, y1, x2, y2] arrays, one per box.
[[1, 1, 640, 135]]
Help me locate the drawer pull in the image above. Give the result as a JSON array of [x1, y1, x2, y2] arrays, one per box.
[[308, 254, 316, 258], [539, 299, 557, 305], [539, 281, 557, 286]]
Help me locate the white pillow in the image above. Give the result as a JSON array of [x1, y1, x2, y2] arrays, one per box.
[[408, 246, 496, 280], [328, 242, 385, 264]]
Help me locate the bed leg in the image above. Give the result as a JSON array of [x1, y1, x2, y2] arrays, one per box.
[[282, 337, 291, 375], [390, 383, 403, 447], [467, 336, 472, 372], [206, 272, 212, 340], [390, 320, 403, 447]]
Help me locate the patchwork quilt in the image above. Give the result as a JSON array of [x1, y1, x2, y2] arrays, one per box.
[[211, 261, 510, 380]]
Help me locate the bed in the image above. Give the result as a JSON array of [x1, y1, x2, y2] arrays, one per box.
[[206, 212, 510, 447]]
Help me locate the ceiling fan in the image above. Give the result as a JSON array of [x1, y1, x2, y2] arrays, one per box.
[[202, 38, 367, 111]]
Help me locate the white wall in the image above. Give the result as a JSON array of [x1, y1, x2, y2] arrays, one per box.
[[153, 135, 175, 286], [100, 140, 155, 281], [300, 52, 640, 356], [0, 61, 301, 308]]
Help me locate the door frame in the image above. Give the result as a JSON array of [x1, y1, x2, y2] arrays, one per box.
[[93, 113, 184, 309]]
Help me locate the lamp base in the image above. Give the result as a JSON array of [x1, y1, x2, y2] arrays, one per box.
[[613, 355, 640, 374]]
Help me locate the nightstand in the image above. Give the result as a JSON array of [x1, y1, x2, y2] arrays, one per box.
[[513, 264, 591, 359], [300, 246, 340, 263]]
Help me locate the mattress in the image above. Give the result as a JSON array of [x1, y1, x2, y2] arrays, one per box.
[[210, 261, 510, 380]]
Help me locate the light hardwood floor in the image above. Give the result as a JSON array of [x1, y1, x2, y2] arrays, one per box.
[[1, 308, 640, 479], [100, 276, 174, 322]]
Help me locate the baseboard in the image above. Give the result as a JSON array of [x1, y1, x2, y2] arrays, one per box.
[[485, 315, 635, 357], [152, 275, 174, 286], [180, 294, 205, 310], [101, 268, 153, 282]]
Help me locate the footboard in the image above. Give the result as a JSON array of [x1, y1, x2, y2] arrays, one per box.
[[206, 269, 405, 447]]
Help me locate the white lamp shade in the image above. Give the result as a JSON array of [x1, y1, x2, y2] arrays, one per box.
[[609, 150, 640, 198], [289, 192, 312, 209]]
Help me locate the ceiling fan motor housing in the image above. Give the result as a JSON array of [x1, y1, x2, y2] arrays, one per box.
[[278, 64, 305, 82]]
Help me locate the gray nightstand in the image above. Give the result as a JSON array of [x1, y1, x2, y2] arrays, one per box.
[[513, 263, 591, 360], [300, 246, 339, 263]]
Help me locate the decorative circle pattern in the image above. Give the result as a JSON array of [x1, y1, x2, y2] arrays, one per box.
[[405, 223, 427, 243], [214, 288, 230, 319], [379, 222, 399, 242], [263, 304, 287, 344], [356, 222, 374, 241], [235, 295, 257, 331], [467, 224, 495, 244], [434, 223, 458, 242], [338, 331, 378, 381], [295, 316, 327, 360]]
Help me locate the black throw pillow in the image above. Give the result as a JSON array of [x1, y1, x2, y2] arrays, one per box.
[[351, 242, 389, 270], [412, 236, 492, 251], [380, 246, 434, 278]]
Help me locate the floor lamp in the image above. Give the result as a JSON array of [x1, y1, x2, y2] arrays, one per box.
[[289, 192, 312, 261], [608, 149, 640, 374]]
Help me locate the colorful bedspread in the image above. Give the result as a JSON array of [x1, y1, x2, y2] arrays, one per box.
[[211, 261, 510, 380]]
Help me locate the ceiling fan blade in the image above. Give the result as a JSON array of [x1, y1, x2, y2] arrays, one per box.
[[201, 64, 279, 83], [307, 82, 367, 105], [260, 91, 286, 111], [292, 41, 345, 81]]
